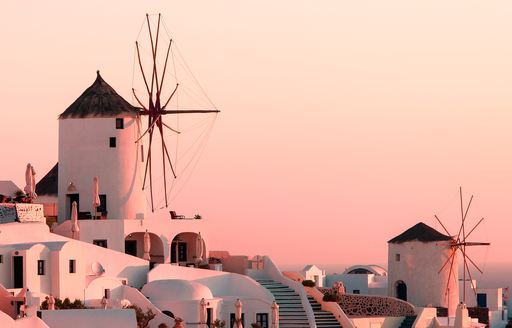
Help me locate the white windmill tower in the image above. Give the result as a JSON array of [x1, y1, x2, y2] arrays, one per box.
[[57, 71, 147, 222], [58, 13, 220, 222], [387, 221, 459, 313]]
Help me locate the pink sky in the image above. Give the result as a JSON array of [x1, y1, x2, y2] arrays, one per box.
[[1, 1, 511, 268]]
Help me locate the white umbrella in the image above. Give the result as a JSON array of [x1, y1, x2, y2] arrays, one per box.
[[71, 201, 79, 239], [101, 296, 108, 309], [48, 295, 55, 310], [23, 163, 37, 199], [143, 230, 151, 260], [271, 301, 279, 328], [196, 232, 204, 263], [235, 299, 243, 328], [93, 176, 100, 219], [25, 289, 32, 308], [199, 298, 207, 327]]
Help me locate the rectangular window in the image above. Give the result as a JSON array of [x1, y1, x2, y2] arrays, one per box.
[[93, 240, 108, 248], [256, 313, 269, 328], [37, 260, 45, 275], [0, 254, 3, 263], [477, 293, 487, 307], [109, 137, 116, 148], [115, 118, 124, 129], [96, 195, 107, 215], [69, 259, 76, 273], [353, 289, 360, 294], [104, 289, 111, 299], [395, 254, 400, 262]]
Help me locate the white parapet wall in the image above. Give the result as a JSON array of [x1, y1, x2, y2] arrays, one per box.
[[262, 256, 318, 328], [39, 309, 136, 328], [305, 285, 354, 328], [351, 316, 405, 328], [413, 307, 438, 328]]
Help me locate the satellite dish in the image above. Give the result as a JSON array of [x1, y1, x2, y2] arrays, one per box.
[[91, 262, 105, 275]]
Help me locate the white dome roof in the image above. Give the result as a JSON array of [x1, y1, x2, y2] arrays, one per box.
[[344, 264, 387, 276], [142, 279, 213, 301]]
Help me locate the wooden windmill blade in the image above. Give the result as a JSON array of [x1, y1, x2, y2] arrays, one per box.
[[436, 187, 490, 304], [133, 13, 220, 212]]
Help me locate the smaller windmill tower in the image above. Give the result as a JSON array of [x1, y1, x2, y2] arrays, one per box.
[[388, 222, 459, 315], [57, 71, 146, 222]]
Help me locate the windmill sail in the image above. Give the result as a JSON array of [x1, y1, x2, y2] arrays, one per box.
[[132, 14, 220, 212], [435, 187, 490, 304]]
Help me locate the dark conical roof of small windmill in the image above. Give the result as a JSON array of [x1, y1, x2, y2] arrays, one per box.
[[59, 71, 139, 119], [388, 222, 453, 244], [35, 163, 58, 196]]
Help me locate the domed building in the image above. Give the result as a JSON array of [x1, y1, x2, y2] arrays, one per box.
[[142, 279, 220, 325]]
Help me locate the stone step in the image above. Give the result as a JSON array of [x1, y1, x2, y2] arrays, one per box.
[[256, 278, 312, 328]]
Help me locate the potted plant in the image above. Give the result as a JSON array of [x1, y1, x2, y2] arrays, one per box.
[[302, 280, 316, 287], [212, 319, 226, 328]]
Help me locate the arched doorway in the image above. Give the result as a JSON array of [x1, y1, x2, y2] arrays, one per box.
[[395, 280, 407, 301], [124, 232, 165, 264], [170, 232, 206, 266]]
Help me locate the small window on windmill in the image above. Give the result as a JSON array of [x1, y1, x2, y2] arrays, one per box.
[[115, 118, 124, 129], [109, 137, 116, 148], [0, 255, 3, 263], [69, 259, 76, 274], [395, 254, 400, 262]]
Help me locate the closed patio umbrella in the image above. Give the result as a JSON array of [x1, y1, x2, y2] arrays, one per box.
[[93, 176, 100, 219], [271, 301, 279, 328], [101, 296, 108, 309], [71, 201, 79, 239], [196, 232, 204, 263], [48, 295, 55, 310], [235, 299, 243, 328], [199, 298, 207, 327], [23, 163, 37, 199], [143, 230, 151, 260]]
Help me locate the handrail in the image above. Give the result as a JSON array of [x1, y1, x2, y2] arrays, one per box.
[[305, 286, 355, 328], [262, 256, 317, 328], [412, 307, 437, 328]]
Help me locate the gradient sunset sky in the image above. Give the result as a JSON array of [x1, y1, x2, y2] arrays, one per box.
[[1, 1, 511, 269]]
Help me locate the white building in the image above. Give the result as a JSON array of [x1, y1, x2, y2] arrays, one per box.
[[57, 71, 146, 223], [0, 72, 284, 328], [300, 264, 326, 287], [325, 264, 388, 295], [388, 222, 459, 316]]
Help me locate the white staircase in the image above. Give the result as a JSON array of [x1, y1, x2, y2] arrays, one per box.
[[308, 296, 343, 328], [256, 279, 311, 328]]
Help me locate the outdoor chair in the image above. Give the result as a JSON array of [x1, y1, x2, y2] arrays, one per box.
[[170, 211, 185, 220]]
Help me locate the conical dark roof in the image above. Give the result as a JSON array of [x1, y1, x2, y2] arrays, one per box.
[[35, 163, 58, 196], [388, 222, 453, 244], [59, 71, 139, 119]]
